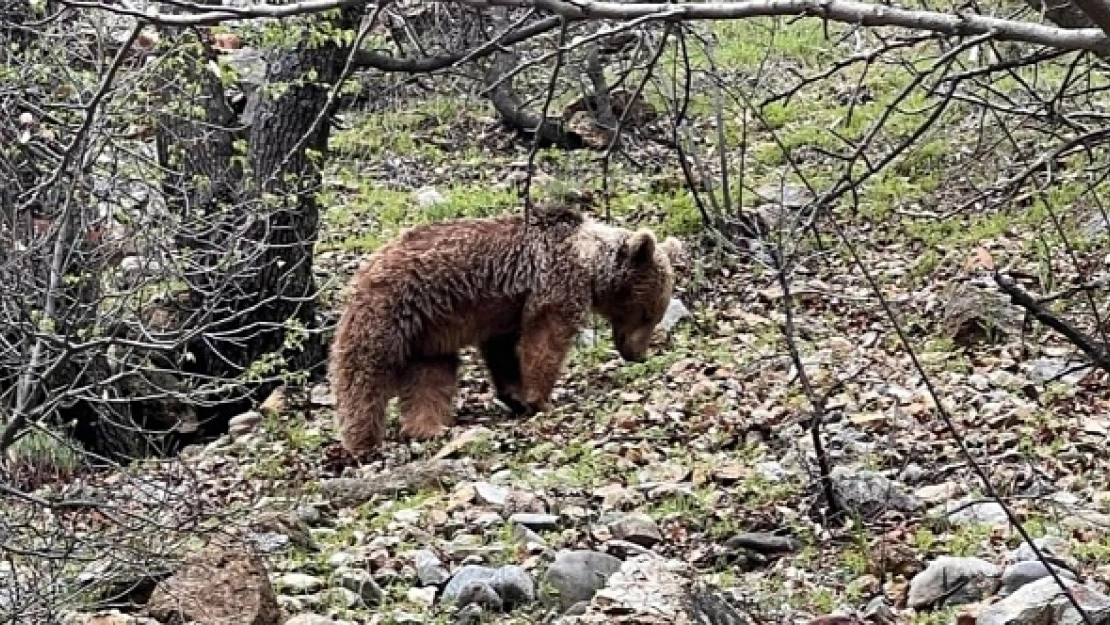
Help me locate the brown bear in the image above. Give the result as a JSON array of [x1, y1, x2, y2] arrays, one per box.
[[329, 204, 685, 456]]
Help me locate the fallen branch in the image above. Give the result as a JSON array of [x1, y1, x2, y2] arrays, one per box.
[[994, 271, 1110, 375], [54, 0, 1110, 54]]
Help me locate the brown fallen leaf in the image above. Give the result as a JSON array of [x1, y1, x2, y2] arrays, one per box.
[[963, 246, 995, 274]]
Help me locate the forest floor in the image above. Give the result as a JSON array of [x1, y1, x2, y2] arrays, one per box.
[[25, 13, 1110, 625]]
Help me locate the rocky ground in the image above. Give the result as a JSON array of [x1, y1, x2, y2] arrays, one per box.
[[14, 12, 1110, 625]]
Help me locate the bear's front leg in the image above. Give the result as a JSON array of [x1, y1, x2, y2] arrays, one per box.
[[479, 333, 529, 416], [518, 308, 583, 414]]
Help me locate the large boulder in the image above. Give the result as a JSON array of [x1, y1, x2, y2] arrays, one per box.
[[543, 550, 623, 611], [977, 577, 1110, 625], [908, 556, 1000, 609], [146, 546, 281, 625]]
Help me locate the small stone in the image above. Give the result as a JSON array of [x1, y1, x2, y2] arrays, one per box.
[[251, 511, 315, 551], [294, 505, 322, 526], [414, 549, 450, 586], [229, 410, 263, 438], [309, 384, 335, 406], [606, 513, 663, 548], [723, 533, 802, 555], [472, 482, 510, 507], [508, 513, 559, 531], [594, 484, 644, 510], [406, 586, 437, 607], [831, 469, 924, 519], [415, 186, 446, 207], [333, 568, 383, 606], [862, 595, 896, 625], [393, 508, 422, 524], [510, 523, 548, 550], [657, 298, 691, 332], [999, 561, 1077, 596], [1011, 536, 1076, 569], [275, 573, 325, 595], [327, 551, 357, 568], [948, 501, 1010, 527], [475, 511, 503, 528]]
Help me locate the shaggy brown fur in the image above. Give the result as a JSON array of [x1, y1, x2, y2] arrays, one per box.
[[329, 205, 685, 456]]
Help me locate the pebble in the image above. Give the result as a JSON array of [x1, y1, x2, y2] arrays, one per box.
[[333, 568, 384, 606], [275, 573, 325, 594], [607, 513, 663, 548], [508, 513, 559, 531], [414, 549, 450, 586], [406, 586, 437, 607]]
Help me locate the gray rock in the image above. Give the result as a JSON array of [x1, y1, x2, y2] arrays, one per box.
[[863, 595, 897, 625], [658, 298, 691, 333], [443, 565, 498, 605], [247, 532, 291, 553], [1012, 536, 1076, 569], [333, 568, 383, 606], [607, 513, 663, 548], [441, 564, 534, 610], [509, 513, 559, 531], [543, 550, 623, 611], [510, 522, 547, 550], [275, 573, 326, 595], [1000, 561, 1077, 596], [414, 549, 450, 586], [473, 482, 510, 507], [475, 511, 504, 528], [415, 186, 446, 208], [491, 565, 535, 607], [406, 586, 437, 607], [327, 551, 358, 568], [454, 581, 502, 611], [294, 505, 323, 526], [907, 556, 1000, 609], [565, 600, 591, 616], [948, 501, 1010, 528], [831, 469, 924, 519], [723, 532, 802, 554], [228, 410, 262, 438], [977, 577, 1110, 625]]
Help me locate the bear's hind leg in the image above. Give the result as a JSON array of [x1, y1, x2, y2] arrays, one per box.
[[398, 355, 459, 441], [480, 333, 529, 415]]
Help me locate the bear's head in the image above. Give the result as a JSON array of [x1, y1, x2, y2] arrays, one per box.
[[592, 229, 687, 362]]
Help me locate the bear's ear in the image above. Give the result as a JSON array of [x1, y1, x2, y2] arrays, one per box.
[[624, 230, 656, 265], [659, 236, 689, 271]]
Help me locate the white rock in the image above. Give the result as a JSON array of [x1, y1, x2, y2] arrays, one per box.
[[415, 186, 446, 208], [657, 298, 691, 332]]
